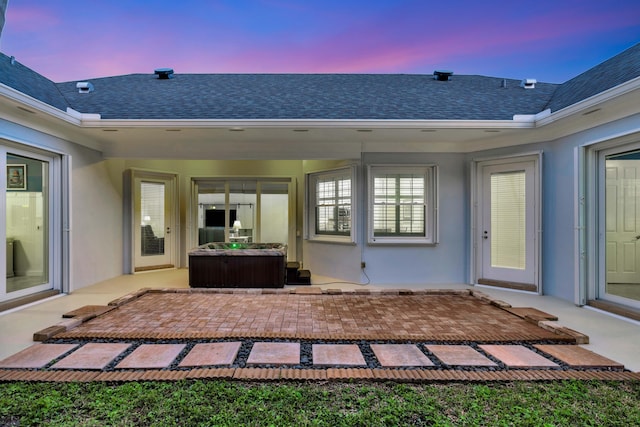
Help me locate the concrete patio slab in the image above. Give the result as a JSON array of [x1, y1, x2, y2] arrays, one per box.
[[51, 343, 131, 370], [178, 342, 242, 367], [425, 344, 497, 367], [115, 344, 185, 369], [247, 342, 300, 366], [370, 344, 434, 367], [533, 344, 625, 369], [0, 343, 77, 369], [313, 344, 366, 366], [479, 345, 559, 368]]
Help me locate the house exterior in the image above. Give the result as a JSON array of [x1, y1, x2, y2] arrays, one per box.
[[0, 43, 639, 319]]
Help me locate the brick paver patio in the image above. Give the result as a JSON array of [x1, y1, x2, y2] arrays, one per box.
[[53, 290, 571, 342], [0, 288, 637, 382]]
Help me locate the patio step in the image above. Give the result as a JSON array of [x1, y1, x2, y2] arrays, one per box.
[[286, 262, 311, 285]]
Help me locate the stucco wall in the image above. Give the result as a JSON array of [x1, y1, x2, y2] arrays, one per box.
[[1, 119, 123, 292], [360, 153, 468, 286], [469, 113, 640, 302]]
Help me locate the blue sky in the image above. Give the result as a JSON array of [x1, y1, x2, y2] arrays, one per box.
[[1, 0, 638, 83]]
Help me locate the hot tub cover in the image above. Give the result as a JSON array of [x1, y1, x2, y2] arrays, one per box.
[[189, 242, 287, 256]]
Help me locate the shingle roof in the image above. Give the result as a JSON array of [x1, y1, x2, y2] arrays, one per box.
[[546, 43, 640, 112], [0, 53, 68, 111], [54, 73, 557, 121], [1, 43, 639, 122]]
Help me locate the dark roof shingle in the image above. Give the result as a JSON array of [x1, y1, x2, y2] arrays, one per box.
[[2, 43, 639, 121], [0, 53, 69, 111], [546, 43, 640, 112], [55, 73, 557, 120]]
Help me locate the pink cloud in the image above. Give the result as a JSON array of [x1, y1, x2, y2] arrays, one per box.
[[3, 0, 638, 82], [5, 5, 59, 31]]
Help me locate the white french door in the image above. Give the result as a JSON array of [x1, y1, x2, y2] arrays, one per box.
[[474, 156, 540, 292], [130, 172, 178, 271]]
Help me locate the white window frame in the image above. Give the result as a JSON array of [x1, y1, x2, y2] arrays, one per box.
[[367, 164, 438, 245], [305, 166, 356, 244]]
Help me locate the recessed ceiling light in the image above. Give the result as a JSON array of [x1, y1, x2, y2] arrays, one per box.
[[229, 127, 245, 132], [421, 129, 437, 132], [102, 129, 118, 132], [357, 129, 373, 132], [165, 129, 182, 132], [582, 108, 601, 116], [293, 129, 309, 132], [484, 130, 500, 133]]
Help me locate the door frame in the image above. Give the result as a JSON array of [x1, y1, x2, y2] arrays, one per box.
[[0, 140, 67, 302], [470, 152, 542, 294], [124, 169, 179, 273], [594, 142, 640, 309]]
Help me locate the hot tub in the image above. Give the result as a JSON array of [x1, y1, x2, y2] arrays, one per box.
[[188, 243, 286, 288]]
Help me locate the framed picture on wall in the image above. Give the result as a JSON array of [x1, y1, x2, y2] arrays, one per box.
[[7, 164, 27, 190]]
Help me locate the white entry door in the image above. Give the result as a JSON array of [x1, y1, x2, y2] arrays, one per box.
[[133, 176, 176, 271], [605, 160, 640, 284], [476, 157, 540, 291]]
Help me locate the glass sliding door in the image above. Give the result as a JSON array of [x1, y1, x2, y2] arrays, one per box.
[[195, 178, 292, 247], [3, 152, 52, 301], [259, 182, 289, 244], [229, 181, 256, 243]]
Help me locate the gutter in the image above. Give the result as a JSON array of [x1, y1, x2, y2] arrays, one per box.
[[74, 118, 538, 130], [535, 76, 640, 127]]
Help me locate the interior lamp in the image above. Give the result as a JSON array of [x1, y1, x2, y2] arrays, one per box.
[[232, 220, 242, 235]]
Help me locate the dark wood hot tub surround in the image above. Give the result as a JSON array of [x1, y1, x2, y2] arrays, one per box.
[[189, 243, 286, 288]]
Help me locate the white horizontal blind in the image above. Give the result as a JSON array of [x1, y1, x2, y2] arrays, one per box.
[[490, 171, 525, 269], [316, 176, 351, 234], [141, 181, 165, 255], [373, 173, 425, 236]]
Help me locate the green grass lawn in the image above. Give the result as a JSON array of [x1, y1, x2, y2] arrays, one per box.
[[1, 380, 639, 426]]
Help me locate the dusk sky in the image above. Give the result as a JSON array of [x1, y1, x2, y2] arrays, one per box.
[[1, 0, 639, 83]]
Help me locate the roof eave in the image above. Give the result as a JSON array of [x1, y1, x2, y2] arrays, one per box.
[[537, 75, 640, 127], [76, 117, 538, 130], [0, 83, 81, 125]]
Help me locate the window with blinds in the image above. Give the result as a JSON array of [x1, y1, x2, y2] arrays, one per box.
[[140, 181, 165, 256], [368, 165, 437, 244], [306, 166, 356, 242], [316, 177, 351, 235], [490, 171, 526, 269]]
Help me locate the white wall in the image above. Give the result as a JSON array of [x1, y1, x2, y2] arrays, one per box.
[[360, 153, 468, 285], [1, 119, 124, 292], [467, 113, 640, 302]]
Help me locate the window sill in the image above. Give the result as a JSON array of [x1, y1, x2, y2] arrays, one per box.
[[307, 236, 356, 245]]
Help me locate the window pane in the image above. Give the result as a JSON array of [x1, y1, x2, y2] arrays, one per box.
[[315, 175, 350, 235], [6, 154, 49, 293], [260, 183, 287, 244], [373, 173, 425, 236], [490, 171, 525, 269], [141, 181, 165, 256]]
